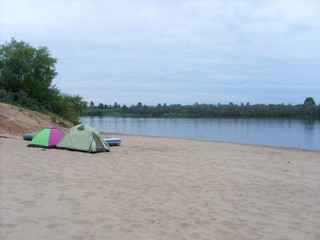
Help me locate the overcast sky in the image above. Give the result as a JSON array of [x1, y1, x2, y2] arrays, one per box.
[[1, 0, 319, 105]]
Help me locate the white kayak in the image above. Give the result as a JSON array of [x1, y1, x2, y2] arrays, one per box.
[[103, 137, 121, 146]]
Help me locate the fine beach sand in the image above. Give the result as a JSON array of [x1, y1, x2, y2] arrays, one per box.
[[1, 133, 320, 240]]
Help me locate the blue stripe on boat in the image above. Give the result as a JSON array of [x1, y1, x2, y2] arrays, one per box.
[[103, 137, 121, 146]]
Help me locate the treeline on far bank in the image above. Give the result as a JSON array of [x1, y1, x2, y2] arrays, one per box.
[[83, 97, 320, 119]]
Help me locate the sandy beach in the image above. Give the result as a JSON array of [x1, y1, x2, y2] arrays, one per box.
[[1, 133, 320, 240]]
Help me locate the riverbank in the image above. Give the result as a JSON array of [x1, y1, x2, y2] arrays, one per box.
[[1, 134, 320, 240]]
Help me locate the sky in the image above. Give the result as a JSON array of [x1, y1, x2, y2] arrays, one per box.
[[1, 0, 320, 106]]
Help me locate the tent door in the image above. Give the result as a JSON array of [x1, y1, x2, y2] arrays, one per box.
[[93, 134, 106, 152]]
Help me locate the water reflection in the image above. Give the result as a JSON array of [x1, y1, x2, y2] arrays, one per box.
[[303, 119, 316, 131], [301, 119, 319, 150], [80, 117, 320, 151]]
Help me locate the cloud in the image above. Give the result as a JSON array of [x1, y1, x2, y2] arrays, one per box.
[[1, 0, 320, 105]]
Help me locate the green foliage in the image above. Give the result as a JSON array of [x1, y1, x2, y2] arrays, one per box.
[[83, 98, 320, 119], [0, 88, 14, 101], [0, 38, 57, 102], [304, 97, 316, 106], [0, 38, 87, 123]]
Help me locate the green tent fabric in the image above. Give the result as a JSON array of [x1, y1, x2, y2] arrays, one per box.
[[28, 126, 64, 148], [57, 124, 110, 153]]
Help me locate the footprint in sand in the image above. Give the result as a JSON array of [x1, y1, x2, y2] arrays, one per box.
[[102, 223, 122, 230], [22, 200, 37, 207], [45, 223, 65, 229], [83, 192, 97, 197]]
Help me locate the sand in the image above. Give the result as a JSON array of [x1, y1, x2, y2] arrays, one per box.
[[1, 133, 320, 240], [0, 102, 72, 137]]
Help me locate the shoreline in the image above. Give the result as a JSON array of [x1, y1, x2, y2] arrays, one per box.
[[3, 131, 319, 153], [102, 132, 320, 153], [1, 134, 320, 239]]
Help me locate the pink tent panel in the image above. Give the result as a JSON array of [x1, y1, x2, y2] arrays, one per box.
[[48, 126, 64, 146]]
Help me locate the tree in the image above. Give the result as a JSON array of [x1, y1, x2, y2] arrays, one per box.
[[121, 105, 128, 112], [0, 38, 87, 123], [113, 102, 120, 108], [304, 97, 316, 106], [97, 103, 104, 109], [0, 38, 57, 104]]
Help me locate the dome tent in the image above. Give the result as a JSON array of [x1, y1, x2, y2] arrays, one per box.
[[57, 124, 110, 153], [28, 126, 64, 148]]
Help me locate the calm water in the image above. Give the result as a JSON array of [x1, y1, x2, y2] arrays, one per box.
[[80, 116, 320, 151]]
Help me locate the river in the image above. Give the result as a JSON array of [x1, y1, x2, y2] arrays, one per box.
[[80, 117, 320, 151]]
